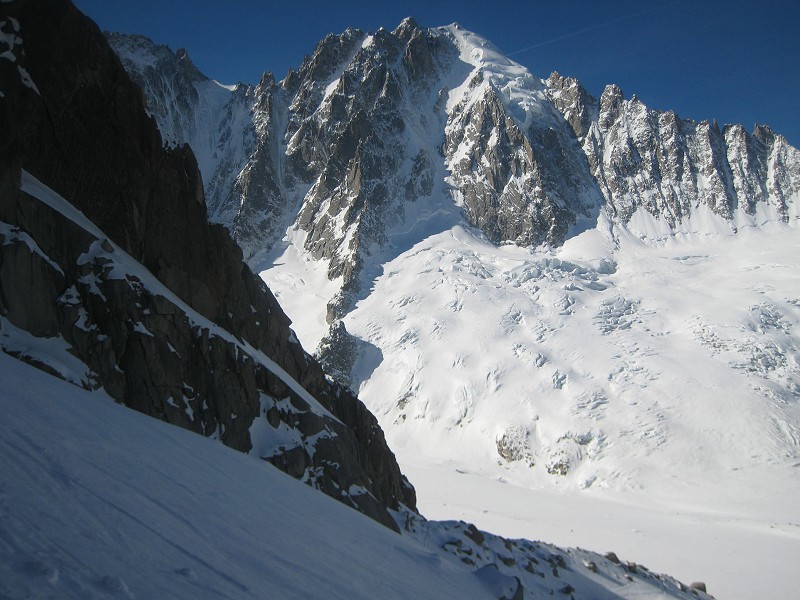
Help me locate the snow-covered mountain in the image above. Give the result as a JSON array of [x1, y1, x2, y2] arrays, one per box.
[[106, 32, 263, 238], [0, 3, 725, 598], [110, 19, 799, 319], [108, 18, 800, 599]]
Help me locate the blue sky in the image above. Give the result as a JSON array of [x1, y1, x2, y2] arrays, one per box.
[[74, 0, 799, 147]]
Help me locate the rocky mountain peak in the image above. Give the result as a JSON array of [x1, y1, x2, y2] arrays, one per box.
[[107, 19, 799, 352], [173, 46, 204, 76], [393, 16, 422, 39], [753, 122, 776, 145], [108, 32, 205, 83], [598, 83, 624, 129], [298, 27, 366, 87], [258, 70, 275, 88], [546, 71, 596, 139]]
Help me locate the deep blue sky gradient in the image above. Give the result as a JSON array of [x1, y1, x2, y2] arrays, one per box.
[[73, 0, 799, 147]]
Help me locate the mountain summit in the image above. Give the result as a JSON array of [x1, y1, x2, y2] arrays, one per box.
[[108, 12, 800, 509], [110, 19, 799, 325]]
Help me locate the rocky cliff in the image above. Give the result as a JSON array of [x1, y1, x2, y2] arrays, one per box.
[[547, 72, 800, 232], [0, 0, 414, 529], [109, 19, 799, 338]]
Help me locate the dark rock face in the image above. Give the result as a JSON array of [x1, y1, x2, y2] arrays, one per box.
[[111, 20, 798, 349], [444, 75, 600, 247], [316, 319, 360, 389], [0, 0, 415, 529], [226, 73, 293, 258], [547, 72, 800, 228], [546, 72, 596, 140]]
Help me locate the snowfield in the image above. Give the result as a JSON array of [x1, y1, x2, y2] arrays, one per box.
[[263, 214, 800, 600], [0, 353, 493, 600], [102, 19, 800, 599], [0, 352, 713, 600]]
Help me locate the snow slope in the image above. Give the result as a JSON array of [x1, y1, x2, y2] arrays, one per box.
[[0, 353, 485, 600], [0, 352, 708, 599], [337, 220, 800, 600], [345, 221, 800, 489], [264, 215, 800, 599]]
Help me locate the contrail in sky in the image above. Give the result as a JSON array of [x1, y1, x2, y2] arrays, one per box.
[[505, 0, 685, 57]]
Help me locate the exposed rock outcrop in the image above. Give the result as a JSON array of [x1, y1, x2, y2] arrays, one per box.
[[396, 509, 713, 600], [0, 0, 414, 529], [547, 71, 800, 229]]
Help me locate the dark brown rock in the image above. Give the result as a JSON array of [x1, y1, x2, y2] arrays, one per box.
[[0, 0, 415, 530], [690, 582, 707, 593]]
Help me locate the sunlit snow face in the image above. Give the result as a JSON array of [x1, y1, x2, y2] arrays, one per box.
[[105, 21, 800, 600]]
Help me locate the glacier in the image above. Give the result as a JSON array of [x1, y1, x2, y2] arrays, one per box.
[[105, 18, 800, 599]]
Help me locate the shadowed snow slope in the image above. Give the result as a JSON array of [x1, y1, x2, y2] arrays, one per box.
[[0, 353, 481, 600], [0, 353, 709, 600]]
